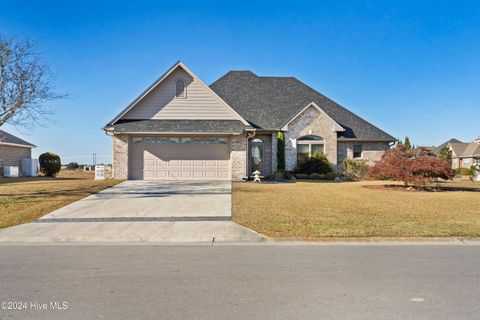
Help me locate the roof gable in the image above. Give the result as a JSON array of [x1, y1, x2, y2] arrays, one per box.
[[210, 71, 395, 141], [108, 62, 248, 126], [0, 130, 36, 148], [281, 102, 344, 132]]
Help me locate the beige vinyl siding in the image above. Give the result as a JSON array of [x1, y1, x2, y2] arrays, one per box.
[[122, 68, 239, 120], [0, 145, 31, 167]]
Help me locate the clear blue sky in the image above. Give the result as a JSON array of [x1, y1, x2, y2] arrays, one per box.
[[2, 0, 479, 164]]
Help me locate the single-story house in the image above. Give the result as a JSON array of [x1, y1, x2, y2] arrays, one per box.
[[104, 61, 395, 180], [447, 137, 480, 169], [0, 130, 36, 172]]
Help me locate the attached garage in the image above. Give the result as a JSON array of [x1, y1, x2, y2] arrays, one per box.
[[129, 136, 231, 180]]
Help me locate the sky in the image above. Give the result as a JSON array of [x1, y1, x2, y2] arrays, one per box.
[[1, 0, 479, 164]]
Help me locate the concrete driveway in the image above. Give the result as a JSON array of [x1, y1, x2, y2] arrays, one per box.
[[0, 181, 267, 244]]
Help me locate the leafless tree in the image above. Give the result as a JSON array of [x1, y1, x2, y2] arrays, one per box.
[[0, 35, 65, 128]]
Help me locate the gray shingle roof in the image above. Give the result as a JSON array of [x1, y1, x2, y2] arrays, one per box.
[[432, 138, 463, 155], [210, 71, 395, 141], [109, 120, 247, 134], [0, 130, 36, 148]]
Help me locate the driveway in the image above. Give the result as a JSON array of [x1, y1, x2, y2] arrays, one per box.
[[0, 181, 267, 243]]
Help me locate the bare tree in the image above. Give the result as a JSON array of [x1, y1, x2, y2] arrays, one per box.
[[0, 35, 65, 128]]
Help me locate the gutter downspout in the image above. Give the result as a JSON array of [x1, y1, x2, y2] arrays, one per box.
[[245, 129, 256, 180]]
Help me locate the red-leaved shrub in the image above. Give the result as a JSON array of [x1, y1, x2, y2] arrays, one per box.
[[369, 145, 454, 187]]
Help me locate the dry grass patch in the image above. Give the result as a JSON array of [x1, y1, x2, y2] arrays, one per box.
[[0, 170, 122, 228], [232, 180, 480, 239]]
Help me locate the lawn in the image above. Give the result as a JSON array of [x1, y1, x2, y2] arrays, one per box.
[[0, 170, 121, 228], [232, 180, 480, 239]]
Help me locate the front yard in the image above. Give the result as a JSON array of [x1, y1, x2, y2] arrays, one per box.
[[0, 171, 121, 228], [232, 180, 480, 239]]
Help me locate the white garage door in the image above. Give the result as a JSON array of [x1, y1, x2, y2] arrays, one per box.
[[129, 136, 231, 180]]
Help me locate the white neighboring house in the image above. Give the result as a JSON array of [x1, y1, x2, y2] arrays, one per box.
[[0, 130, 36, 175]]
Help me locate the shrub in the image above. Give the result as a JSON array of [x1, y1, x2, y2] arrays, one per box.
[[342, 159, 369, 181], [272, 170, 294, 180], [369, 145, 454, 188], [66, 162, 79, 170], [309, 172, 337, 180], [455, 167, 473, 176], [294, 153, 333, 175], [295, 173, 309, 179], [277, 132, 285, 171], [39, 152, 61, 177]]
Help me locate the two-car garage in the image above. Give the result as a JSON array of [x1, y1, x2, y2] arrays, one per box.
[[129, 136, 231, 180]]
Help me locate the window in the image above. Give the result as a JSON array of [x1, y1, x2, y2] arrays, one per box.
[[296, 135, 325, 162], [157, 137, 168, 144], [353, 144, 362, 158], [218, 138, 228, 144], [168, 137, 179, 144], [144, 137, 154, 143], [132, 137, 142, 144], [181, 137, 192, 144], [193, 138, 205, 144], [206, 138, 217, 144], [175, 78, 186, 98]]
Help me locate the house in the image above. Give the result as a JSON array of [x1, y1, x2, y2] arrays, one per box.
[[447, 137, 480, 169], [104, 62, 395, 180], [432, 138, 463, 155], [0, 130, 36, 173]]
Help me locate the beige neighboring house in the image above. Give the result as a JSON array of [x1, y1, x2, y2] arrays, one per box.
[[0, 130, 36, 173], [447, 137, 480, 169], [104, 61, 395, 181]]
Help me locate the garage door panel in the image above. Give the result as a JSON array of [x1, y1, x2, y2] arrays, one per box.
[[130, 136, 231, 180]]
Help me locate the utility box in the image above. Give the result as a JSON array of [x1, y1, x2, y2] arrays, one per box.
[[95, 165, 105, 180], [3, 166, 19, 177], [21, 158, 39, 177]]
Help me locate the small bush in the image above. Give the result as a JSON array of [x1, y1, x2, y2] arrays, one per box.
[[309, 172, 337, 180], [272, 170, 294, 180], [342, 159, 369, 181], [295, 173, 309, 179], [455, 167, 473, 176], [294, 153, 333, 175], [39, 152, 61, 177]]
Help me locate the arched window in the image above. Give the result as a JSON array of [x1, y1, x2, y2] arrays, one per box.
[[296, 135, 324, 162], [175, 78, 186, 98]]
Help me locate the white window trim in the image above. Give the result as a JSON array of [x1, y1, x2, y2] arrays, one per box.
[[296, 139, 326, 160]]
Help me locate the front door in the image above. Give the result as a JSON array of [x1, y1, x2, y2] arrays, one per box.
[[249, 138, 264, 176]]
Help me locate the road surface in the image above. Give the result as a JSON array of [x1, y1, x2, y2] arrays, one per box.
[[1, 244, 479, 319]]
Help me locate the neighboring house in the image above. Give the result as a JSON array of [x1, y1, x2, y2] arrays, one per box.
[[431, 138, 463, 155], [447, 137, 480, 169], [104, 61, 395, 181], [0, 130, 36, 173]]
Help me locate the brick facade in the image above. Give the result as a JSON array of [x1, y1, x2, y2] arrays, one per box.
[[284, 106, 338, 171], [337, 142, 390, 166], [112, 134, 129, 179], [230, 135, 247, 181]]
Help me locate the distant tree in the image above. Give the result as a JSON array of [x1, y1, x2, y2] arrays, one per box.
[[0, 34, 65, 128], [404, 136, 412, 149], [39, 152, 61, 177], [369, 145, 454, 188], [397, 138, 403, 146], [438, 146, 453, 166], [277, 131, 285, 171], [66, 162, 79, 170]]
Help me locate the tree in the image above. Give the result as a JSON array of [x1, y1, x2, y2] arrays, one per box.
[[0, 35, 64, 128], [39, 152, 61, 177], [369, 145, 454, 188], [66, 162, 79, 170], [277, 131, 285, 171], [438, 146, 453, 166], [404, 136, 412, 149]]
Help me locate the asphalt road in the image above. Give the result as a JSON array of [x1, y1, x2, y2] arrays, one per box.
[[1, 244, 479, 320]]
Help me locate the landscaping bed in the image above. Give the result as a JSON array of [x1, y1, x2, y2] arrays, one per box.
[[232, 180, 480, 239]]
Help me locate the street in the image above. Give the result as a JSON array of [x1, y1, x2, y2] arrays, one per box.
[[1, 244, 479, 320]]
